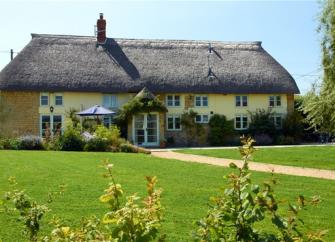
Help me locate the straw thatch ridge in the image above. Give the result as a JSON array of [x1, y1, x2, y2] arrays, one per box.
[[0, 34, 299, 94]]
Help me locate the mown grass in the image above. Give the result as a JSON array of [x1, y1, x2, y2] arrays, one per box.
[[0, 150, 334, 241], [177, 146, 335, 170]]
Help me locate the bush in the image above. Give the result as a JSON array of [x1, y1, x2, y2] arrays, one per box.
[[94, 125, 121, 146], [84, 137, 110, 152], [208, 114, 235, 146], [282, 110, 304, 143], [120, 143, 151, 154], [0, 138, 19, 150], [55, 123, 85, 151], [248, 109, 276, 136], [18, 135, 44, 150], [254, 133, 274, 145], [276, 135, 296, 145]]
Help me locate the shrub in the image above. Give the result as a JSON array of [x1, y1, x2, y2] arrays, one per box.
[[181, 110, 206, 146], [94, 125, 121, 146], [254, 133, 274, 145], [0, 138, 19, 150], [193, 137, 325, 241], [120, 142, 151, 154], [17, 135, 44, 150], [275, 135, 296, 145], [84, 137, 110, 152], [282, 110, 304, 143], [208, 114, 235, 146], [248, 109, 276, 136], [55, 123, 85, 151]]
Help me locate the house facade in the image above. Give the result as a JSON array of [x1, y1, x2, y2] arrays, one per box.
[[0, 14, 299, 146]]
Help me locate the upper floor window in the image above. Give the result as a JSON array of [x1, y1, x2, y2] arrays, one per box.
[[236, 96, 248, 107], [40, 93, 49, 106], [166, 95, 181, 107], [55, 94, 63, 106], [103, 94, 118, 108], [195, 95, 208, 107], [195, 114, 209, 123], [167, 115, 181, 131], [269, 96, 281, 107], [235, 114, 248, 130]]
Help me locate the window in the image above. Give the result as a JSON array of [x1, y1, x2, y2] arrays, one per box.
[[103, 95, 118, 108], [166, 95, 181, 107], [195, 96, 208, 107], [235, 96, 248, 107], [103, 116, 113, 128], [40, 115, 63, 137], [235, 115, 248, 130], [55, 94, 63, 106], [271, 115, 282, 129], [40, 93, 49, 106], [195, 114, 209, 123], [167, 115, 181, 131], [269, 96, 281, 107]]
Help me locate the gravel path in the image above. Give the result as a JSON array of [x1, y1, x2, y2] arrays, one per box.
[[151, 151, 335, 180]]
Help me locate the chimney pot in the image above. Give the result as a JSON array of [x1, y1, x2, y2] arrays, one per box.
[[97, 13, 106, 44]]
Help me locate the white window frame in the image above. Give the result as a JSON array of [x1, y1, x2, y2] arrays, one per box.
[[269, 95, 281, 107], [103, 94, 118, 108], [235, 114, 248, 130], [166, 115, 182, 131], [235, 95, 248, 107], [40, 93, 49, 106], [270, 114, 283, 129], [40, 114, 64, 137], [166, 95, 181, 107], [54, 93, 63, 106], [195, 95, 208, 107], [195, 114, 210, 124]]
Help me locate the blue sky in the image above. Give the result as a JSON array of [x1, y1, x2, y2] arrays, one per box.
[[0, 0, 321, 94]]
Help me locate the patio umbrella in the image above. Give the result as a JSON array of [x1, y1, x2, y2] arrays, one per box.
[[77, 105, 115, 116], [77, 105, 115, 124]]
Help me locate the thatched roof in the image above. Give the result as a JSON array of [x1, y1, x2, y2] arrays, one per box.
[[135, 87, 156, 100], [0, 34, 299, 94]]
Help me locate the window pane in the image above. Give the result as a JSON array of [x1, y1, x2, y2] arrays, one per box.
[[174, 96, 180, 106], [195, 96, 201, 106], [175, 117, 181, 130], [195, 115, 202, 123], [41, 96, 48, 106], [269, 96, 274, 107], [55, 96, 63, 105], [235, 96, 241, 107], [203, 115, 209, 123], [276, 96, 281, 106], [167, 117, 174, 130], [242, 96, 248, 106], [202, 96, 208, 106], [111, 95, 117, 107], [242, 116, 248, 129], [167, 96, 173, 106], [275, 116, 282, 128]]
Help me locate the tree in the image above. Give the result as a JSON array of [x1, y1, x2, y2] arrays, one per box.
[[301, 0, 335, 134]]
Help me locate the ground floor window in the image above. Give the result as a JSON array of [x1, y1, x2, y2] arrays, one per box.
[[167, 115, 181, 131], [235, 115, 248, 130], [103, 115, 114, 127], [195, 114, 209, 123], [40, 114, 63, 137], [270, 115, 282, 129]]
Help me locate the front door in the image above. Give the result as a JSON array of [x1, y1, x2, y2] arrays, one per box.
[[133, 113, 159, 146]]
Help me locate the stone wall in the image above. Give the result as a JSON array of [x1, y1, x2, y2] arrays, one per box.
[[0, 91, 39, 137]]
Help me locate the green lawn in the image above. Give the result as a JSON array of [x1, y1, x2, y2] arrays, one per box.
[[0, 150, 335, 241], [177, 146, 335, 170]]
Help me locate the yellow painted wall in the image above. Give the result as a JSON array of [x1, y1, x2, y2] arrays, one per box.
[[166, 93, 288, 119]]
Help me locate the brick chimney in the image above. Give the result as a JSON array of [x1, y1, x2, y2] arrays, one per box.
[[97, 13, 106, 44]]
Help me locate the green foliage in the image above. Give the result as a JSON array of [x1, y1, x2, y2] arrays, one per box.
[[94, 125, 122, 146], [65, 108, 80, 128], [181, 110, 206, 146], [208, 114, 235, 146], [248, 109, 276, 136], [119, 142, 151, 154], [115, 96, 167, 123], [193, 136, 325, 242], [282, 110, 305, 142], [55, 122, 85, 151], [0, 137, 20, 150], [83, 137, 110, 152], [301, 0, 335, 134], [18, 135, 45, 150]]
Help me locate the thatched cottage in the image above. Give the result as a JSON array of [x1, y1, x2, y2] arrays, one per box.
[[0, 14, 299, 146]]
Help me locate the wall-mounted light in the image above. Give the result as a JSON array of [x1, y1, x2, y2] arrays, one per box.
[[50, 106, 54, 113]]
